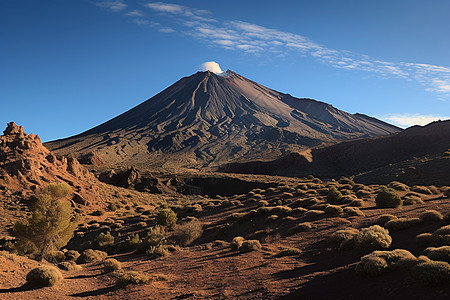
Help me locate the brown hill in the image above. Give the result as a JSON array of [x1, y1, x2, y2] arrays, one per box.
[[45, 70, 400, 170], [222, 120, 450, 185]]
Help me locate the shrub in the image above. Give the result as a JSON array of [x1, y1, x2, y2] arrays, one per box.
[[420, 210, 444, 222], [58, 261, 81, 271], [411, 186, 432, 195], [424, 246, 450, 263], [277, 247, 302, 257], [430, 225, 450, 246], [107, 202, 118, 211], [388, 181, 409, 191], [384, 218, 421, 231], [305, 210, 325, 218], [324, 204, 343, 216], [65, 250, 80, 261], [356, 249, 417, 276], [416, 233, 433, 247], [156, 208, 177, 227], [289, 222, 312, 234], [26, 266, 63, 287], [403, 196, 424, 205], [376, 214, 398, 226], [96, 232, 114, 248], [77, 249, 108, 264], [43, 251, 65, 263], [326, 187, 342, 204], [375, 187, 402, 208], [355, 225, 392, 251], [115, 271, 150, 285], [121, 234, 141, 250], [343, 207, 364, 216], [146, 245, 169, 258], [411, 260, 450, 287], [271, 206, 292, 214], [330, 228, 359, 250], [231, 236, 245, 250], [238, 240, 262, 253], [12, 182, 77, 259], [103, 258, 122, 272], [171, 221, 203, 246]]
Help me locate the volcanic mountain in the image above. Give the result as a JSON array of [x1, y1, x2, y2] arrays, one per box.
[[46, 70, 400, 169]]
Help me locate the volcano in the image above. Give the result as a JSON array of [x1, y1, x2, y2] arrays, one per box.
[[46, 70, 400, 169]]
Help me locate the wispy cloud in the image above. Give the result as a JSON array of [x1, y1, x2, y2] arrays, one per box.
[[124, 9, 143, 17], [94, 1, 450, 98], [95, 0, 127, 12], [379, 113, 450, 128]]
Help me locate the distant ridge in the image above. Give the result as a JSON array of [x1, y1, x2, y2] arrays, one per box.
[[46, 70, 400, 169]]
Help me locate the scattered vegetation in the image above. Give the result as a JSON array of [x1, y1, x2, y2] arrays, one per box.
[[77, 249, 108, 264], [103, 258, 122, 273], [156, 208, 177, 227], [356, 249, 417, 276], [170, 221, 203, 246]]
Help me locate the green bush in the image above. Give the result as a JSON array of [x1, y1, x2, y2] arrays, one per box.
[[411, 259, 450, 287], [355, 225, 392, 251], [12, 182, 77, 259], [326, 187, 343, 204], [356, 249, 417, 276], [170, 221, 203, 246], [96, 232, 114, 248], [103, 258, 122, 272], [156, 208, 177, 227], [375, 187, 402, 208], [26, 266, 63, 287]]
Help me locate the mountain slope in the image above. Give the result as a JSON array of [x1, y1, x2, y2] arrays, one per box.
[[46, 70, 400, 169]]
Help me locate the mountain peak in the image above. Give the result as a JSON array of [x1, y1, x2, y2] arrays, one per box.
[[46, 70, 401, 170]]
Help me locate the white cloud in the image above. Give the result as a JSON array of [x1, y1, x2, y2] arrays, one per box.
[[198, 61, 223, 74], [146, 2, 184, 14], [380, 113, 450, 128], [124, 10, 143, 17], [158, 27, 175, 33], [95, 0, 126, 12]]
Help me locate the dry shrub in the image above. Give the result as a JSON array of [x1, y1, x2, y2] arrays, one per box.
[[277, 247, 302, 257], [416, 233, 433, 247], [44, 251, 65, 263], [403, 195, 424, 205], [420, 210, 444, 222], [58, 261, 81, 271], [65, 250, 80, 261], [292, 207, 308, 214], [384, 218, 421, 231], [271, 206, 293, 214], [266, 215, 279, 222], [376, 187, 402, 208], [258, 200, 269, 207], [77, 249, 108, 264], [424, 246, 450, 263], [330, 228, 359, 250], [231, 236, 245, 250], [343, 207, 364, 216], [411, 186, 432, 195], [96, 231, 114, 248], [26, 266, 63, 287], [289, 222, 312, 234], [146, 245, 169, 258], [103, 258, 122, 272], [356, 249, 417, 276], [115, 271, 150, 285], [430, 225, 450, 246], [355, 225, 392, 251], [324, 204, 343, 216], [171, 221, 203, 246], [376, 214, 398, 226], [388, 181, 409, 191], [411, 259, 450, 287], [238, 240, 262, 253], [305, 210, 325, 218]]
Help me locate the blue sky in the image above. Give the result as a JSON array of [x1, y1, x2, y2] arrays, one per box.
[[1, 0, 450, 141]]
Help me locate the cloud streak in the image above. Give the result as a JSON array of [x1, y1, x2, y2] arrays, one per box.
[[95, 1, 450, 98]]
